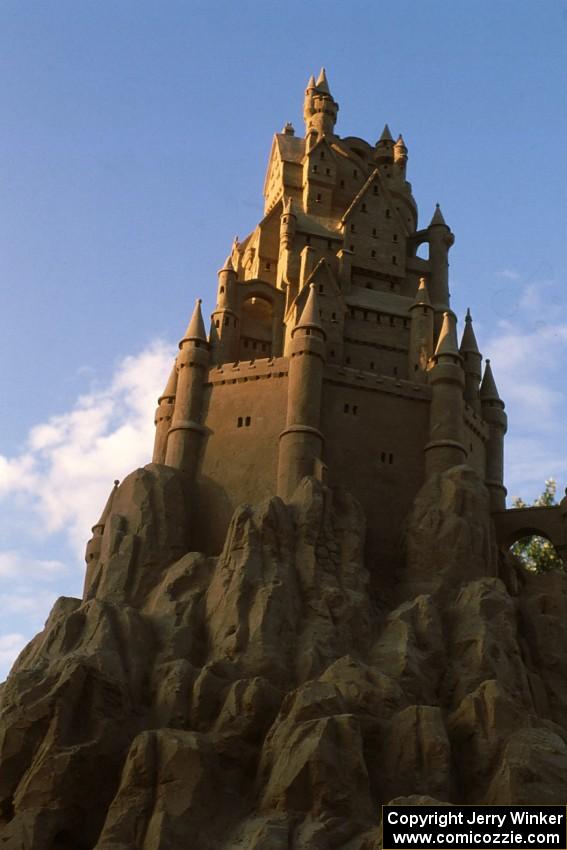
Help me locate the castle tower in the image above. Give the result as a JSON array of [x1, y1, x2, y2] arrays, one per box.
[[460, 308, 482, 414], [304, 68, 338, 140], [277, 284, 326, 499], [375, 124, 394, 166], [427, 205, 455, 319], [152, 363, 178, 463], [393, 134, 408, 180], [480, 359, 508, 511], [145, 73, 511, 562], [408, 277, 434, 381], [210, 257, 239, 365], [425, 311, 466, 477], [165, 298, 210, 478]]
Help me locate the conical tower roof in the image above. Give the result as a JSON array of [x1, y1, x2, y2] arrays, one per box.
[[306, 73, 316, 91], [180, 298, 207, 347], [433, 311, 460, 359], [480, 359, 502, 402], [459, 308, 481, 355], [429, 203, 447, 227], [219, 254, 235, 273], [158, 363, 178, 403], [411, 277, 432, 308], [92, 479, 119, 531], [294, 283, 326, 337], [395, 133, 407, 148], [379, 123, 394, 142], [315, 67, 330, 94]]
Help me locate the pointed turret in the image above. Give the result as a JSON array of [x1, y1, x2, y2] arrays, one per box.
[[394, 134, 408, 178], [409, 277, 434, 380], [180, 298, 207, 347], [315, 67, 330, 94], [460, 308, 482, 413], [413, 276, 432, 307], [304, 68, 338, 138], [375, 123, 395, 166], [278, 283, 326, 499], [480, 359, 502, 402], [160, 363, 177, 401], [480, 359, 508, 511], [427, 204, 455, 315], [153, 363, 178, 463], [425, 310, 466, 477], [293, 283, 326, 338], [433, 311, 460, 361], [85, 479, 119, 564], [460, 308, 480, 353], [166, 296, 211, 475], [430, 203, 447, 227]]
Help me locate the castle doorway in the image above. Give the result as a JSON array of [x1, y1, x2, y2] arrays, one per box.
[[239, 295, 274, 359]]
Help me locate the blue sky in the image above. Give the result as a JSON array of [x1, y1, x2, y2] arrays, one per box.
[[1, 0, 566, 676]]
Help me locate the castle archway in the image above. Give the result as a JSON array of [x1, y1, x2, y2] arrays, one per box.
[[492, 505, 567, 572]]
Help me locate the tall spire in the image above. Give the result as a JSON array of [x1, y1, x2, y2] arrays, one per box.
[[480, 359, 502, 402], [429, 203, 447, 227], [459, 308, 480, 355], [433, 311, 460, 359], [315, 67, 330, 94], [180, 298, 207, 347], [306, 73, 316, 91], [379, 124, 394, 142], [293, 283, 326, 338]]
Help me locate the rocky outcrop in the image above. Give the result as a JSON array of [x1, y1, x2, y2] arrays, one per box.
[[1, 463, 567, 848]]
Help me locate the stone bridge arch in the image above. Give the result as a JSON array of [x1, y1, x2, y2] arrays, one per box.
[[492, 503, 567, 563]]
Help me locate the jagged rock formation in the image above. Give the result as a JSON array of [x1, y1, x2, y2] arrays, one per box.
[[2, 465, 567, 848]]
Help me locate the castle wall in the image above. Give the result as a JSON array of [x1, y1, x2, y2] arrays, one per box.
[[321, 370, 431, 563], [194, 358, 288, 553]]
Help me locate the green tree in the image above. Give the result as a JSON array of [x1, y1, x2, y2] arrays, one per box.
[[511, 479, 564, 572]]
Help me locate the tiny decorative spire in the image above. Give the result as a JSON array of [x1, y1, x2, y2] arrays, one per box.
[[315, 67, 330, 93], [433, 311, 460, 359], [232, 235, 239, 251], [429, 203, 448, 227], [180, 298, 207, 347], [379, 124, 394, 143], [282, 121, 295, 135], [459, 307, 481, 354], [480, 359, 502, 402], [294, 283, 326, 338]]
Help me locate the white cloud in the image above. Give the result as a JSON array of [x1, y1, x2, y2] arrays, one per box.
[[0, 339, 174, 561], [0, 551, 66, 579]]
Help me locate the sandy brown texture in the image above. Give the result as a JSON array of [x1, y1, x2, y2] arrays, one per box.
[[1, 464, 567, 849]]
